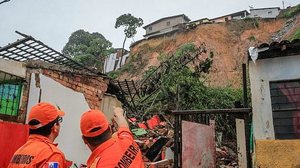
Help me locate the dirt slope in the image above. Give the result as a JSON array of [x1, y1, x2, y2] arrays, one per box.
[[119, 16, 300, 88]]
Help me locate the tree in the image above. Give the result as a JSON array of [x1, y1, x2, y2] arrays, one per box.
[[62, 29, 113, 72], [137, 44, 242, 139], [115, 13, 143, 66]]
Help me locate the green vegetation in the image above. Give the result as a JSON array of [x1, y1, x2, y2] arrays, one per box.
[[140, 43, 242, 111], [228, 18, 259, 35], [291, 28, 300, 40], [243, 17, 259, 28], [280, 4, 300, 18], [248, 35, 256, 41], [120, 62, 135, 74], [62, 29, 113, 72], [107, 70, 121, 80], [136, 43, 243, 139], [115, 13, 143, 67]]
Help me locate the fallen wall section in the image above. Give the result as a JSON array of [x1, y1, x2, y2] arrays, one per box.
[[42, 69, 109, 109]]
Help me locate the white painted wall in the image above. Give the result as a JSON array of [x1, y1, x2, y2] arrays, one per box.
[[249, 55, 300, 140], [103, 53, 117, 73], [103, 53, 130, 73], [0, 59, 26, 78], [250, 8, 280, 19], [27, 74, 91, 166]]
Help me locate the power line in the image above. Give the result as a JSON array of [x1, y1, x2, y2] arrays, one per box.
[[0, 0, 10, 5]]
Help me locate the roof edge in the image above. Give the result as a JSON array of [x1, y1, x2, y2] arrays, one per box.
[[143, 14, 190, 29]]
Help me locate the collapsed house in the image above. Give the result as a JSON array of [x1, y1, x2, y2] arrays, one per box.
[[249, 39, 300, 167], [0, 32, 121, 167]]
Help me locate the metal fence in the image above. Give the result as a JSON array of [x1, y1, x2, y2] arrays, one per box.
[[172, 64, 252, 167], [173, 108, 252, 168]]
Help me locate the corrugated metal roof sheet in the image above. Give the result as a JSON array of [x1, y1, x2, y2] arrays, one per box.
[[249, 39, 300, 61]]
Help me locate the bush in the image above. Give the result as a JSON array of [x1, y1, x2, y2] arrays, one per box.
[[140, 43, 243, 111], [292, 28, 300, 40], [280, 4, 300, 18], [107, 70, 121, 80], [243, 17, 259, 28], [120, 62, 135, 74], [248, 35, 256, 41]]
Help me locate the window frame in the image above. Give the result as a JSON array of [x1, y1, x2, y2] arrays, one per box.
[[269, 79, 300, 139], [0, 70, 24, 122]]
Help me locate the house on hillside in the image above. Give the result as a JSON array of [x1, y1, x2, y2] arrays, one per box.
[[103, 48, 129, 73], [0, 33, 121, 167], [248, 40, 300, 167], [249, 7, 280, 19], [186, 18, 210, 29], [143, 14, 191, 39], [210, 10, 250, 23]]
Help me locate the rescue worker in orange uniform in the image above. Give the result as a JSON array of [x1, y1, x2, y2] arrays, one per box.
[[80, 107, 144, 168], [8, 102, 68, 168]]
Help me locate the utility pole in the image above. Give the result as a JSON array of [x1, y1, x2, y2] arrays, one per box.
[[282, 1, 285, 9]]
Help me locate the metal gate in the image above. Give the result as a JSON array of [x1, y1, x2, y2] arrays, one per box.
[[172, 64, 252, 168], [173, 108, 251, 168]]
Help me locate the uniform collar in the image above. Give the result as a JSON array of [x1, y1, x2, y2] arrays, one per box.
[[87, 138, 115, 167], [28, 134, 58, 146]]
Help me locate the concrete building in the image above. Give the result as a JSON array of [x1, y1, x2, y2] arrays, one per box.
[[143, 14, 190, 39], [103, 48, 129, 73], [210, 10, 250, 23], [249, 40, 300, 167], [249, 7, 280, 19], [186, 18, 210, 29]]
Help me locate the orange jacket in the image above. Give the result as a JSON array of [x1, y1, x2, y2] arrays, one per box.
[[7, 134, 67, 168], [87, 127, 144, 168]]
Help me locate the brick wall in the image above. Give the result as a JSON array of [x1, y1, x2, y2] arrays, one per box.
[[17, 71, 31, 123], [42, 69, 109, 110]]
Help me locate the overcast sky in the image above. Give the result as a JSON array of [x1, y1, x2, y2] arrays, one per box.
[[0, 0, 298, 51]]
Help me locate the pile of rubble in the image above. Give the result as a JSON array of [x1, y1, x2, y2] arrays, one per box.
[[216, 145, 238, 168], [128, 115, 239, 167], [129, 115, 175, 168]]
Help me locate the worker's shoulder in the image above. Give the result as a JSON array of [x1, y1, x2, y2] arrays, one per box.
[[45, 142, 64, 155], [31, 140, 64, 156]]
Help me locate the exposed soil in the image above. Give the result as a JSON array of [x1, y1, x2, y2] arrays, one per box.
[[119, 16, 300, 88]]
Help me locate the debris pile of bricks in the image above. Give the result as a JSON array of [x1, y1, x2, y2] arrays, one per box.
[[216, 141, 238, 168], [129, 115, 174, 168], [129, 115, 239, 167]]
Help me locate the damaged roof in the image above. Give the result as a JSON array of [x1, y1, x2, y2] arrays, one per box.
[[248, 39, 300, 61], [0, 31, 107, 77]]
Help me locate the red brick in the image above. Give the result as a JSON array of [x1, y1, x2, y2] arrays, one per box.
[[63, 76, 69, 82], [74, 76, 81, 82], [100, 85, 107, 92], [52, 72, 59, 79], [84, 94, 94, 100]]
